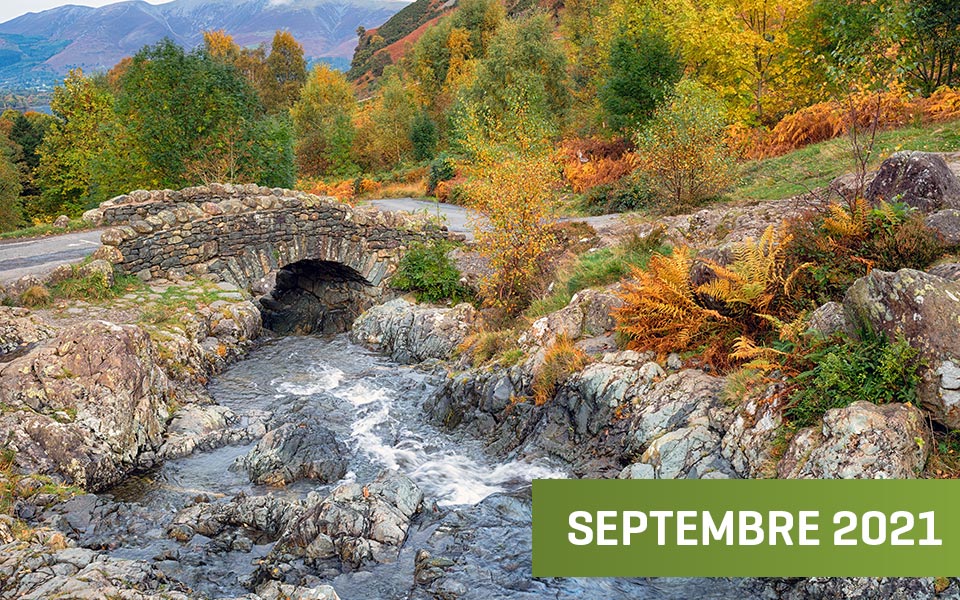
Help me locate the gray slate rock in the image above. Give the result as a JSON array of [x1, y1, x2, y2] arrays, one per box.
[[234, 419, 348, 486], [777, 401, 929, 479]]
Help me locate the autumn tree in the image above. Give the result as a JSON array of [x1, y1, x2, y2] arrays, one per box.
[[35, 69, 114, 217], [634, 79, 736, 208], [291, 64, 358, 178], [262, 31, 308, 113], [0, 133, 23, 231], [354, 71, 417, 171], [458, 96, 560, 314], [452, 15, 569, 148]]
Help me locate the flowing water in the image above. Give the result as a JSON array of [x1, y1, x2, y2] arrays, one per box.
[[53, 335, 762, 599]]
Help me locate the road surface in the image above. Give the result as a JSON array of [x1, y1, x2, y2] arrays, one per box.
[[0, 230, 103, 284], [0, 200, 476, 285]]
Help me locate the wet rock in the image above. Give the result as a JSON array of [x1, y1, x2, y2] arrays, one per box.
[[866, 151, 960, 212], [765, 577, 945, 599], [0, 542, 190, 599], [843, 268, 960, 426], [0, 307, 53, 358], [234, 419, 348, 486], [160, 403, 262, 459], [351, 298, 482, 364], [0, 321, 171, 491], [518, 289, 622, 348], [272, 471, 423, 569], [169, 494, 305, 543], [777, 401, 929, 479], [255, 580, 341, 600], [807, 301, 848, 337]]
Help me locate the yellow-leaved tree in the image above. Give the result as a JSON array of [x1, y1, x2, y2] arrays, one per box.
[[457, 96, 561, 315]]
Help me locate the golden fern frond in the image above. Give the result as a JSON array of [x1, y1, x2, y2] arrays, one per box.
[[783, 262, 815, 298], [823, 198, 869, 238], [756, 312, 809, 344]]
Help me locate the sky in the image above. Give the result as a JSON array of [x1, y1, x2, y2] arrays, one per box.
[[0, 1, 168, 24]]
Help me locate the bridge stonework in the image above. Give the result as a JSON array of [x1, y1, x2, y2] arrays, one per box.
[[95, 185, 453, 333]]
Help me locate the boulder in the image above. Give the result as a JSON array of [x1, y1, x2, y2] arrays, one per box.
[[234, 419, 348, 486], [777, 401, 929, 479], [519, 289, 622, 348], [351, 298, 482, 364], [928, 262, 960, 281], [843, 268, 960, 426], [168, 494, 305, 543], [721, 394, 786, 478], [81, 208, 103, 226], [0, 307, 53, 358], [0, 543, 190, 600], [160, 403, 264, 460], [0, 321, 171, 491], [53, 215, 71, 228], [866, 151, 960, 212], [925, 209, 960, 245], [807, 301, 848, 337], [272, 471, 423, 569]]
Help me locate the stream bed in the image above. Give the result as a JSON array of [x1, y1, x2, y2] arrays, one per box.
[[41, 335, 765, 599]]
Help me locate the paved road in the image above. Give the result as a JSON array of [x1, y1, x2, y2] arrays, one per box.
[[0, 230, 103, 284], [369, 198, 475, 239]]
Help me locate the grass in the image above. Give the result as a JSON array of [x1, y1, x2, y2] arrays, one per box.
[[526, 228, 670, 320], [731, 120, 960, 202], [0, 218, 94, 240]]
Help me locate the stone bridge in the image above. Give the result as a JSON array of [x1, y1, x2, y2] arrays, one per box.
[[94, 184, 454, 334]]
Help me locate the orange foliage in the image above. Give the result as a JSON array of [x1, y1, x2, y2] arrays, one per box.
[[357, 178, 382, 195], [560, 138, 637, 193], [919, 87, 960, 123], [296, 178, 356, 203]]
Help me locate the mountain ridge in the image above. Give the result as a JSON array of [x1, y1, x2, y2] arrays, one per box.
[[0, 0, 411, 92]]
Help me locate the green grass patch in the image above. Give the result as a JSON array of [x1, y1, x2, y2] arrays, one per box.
[[0, 218, 94, 240], [526, 229, 671, 320], [731, 121, 960, 202]]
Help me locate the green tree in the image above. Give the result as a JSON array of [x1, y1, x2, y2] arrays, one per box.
[[600, 29, 682, 131], [0, 133, 23, 231], [262, 31, 308, 113], [35, 69, 114, 217], [94, 40, 288, 197], [900, 0, 960, 94], [410, 109, 438, 161], [452, 15, 569, 149], [291, 64, 358, 178]]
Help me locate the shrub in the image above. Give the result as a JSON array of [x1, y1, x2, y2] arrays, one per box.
[[19, 285, 51, 308], [532, 335, 589, 405], [785, 199, 949, 306], [410, 110, 438, 161], [578, 175, 659, 215], [52, 271, 114, 301], [786, 333, 924, 428], [633, 80, 737, 210], [614, 226, 805, 370], [391, 240, 472, 303], [457, 328, 520, 367], [428, 154, 458, 195]]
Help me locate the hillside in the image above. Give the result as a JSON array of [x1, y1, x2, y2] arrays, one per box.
[[347, 0, 557, 85], [0, 0, 411, 92]]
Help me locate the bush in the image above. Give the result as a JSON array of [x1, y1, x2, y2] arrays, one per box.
[[578, 176, 658, 215], [19, 285, 51, 308], [457, 328, 521, 367], [786, 333, 924, 428], [614, 226, 805, 371], [428, 154, 458, 195], [532, 335, 589, 405], [634, 80, 737, 210], [391, 240, 472, 303], [410, 110, 438, 161], [785, 199, 949, 306]]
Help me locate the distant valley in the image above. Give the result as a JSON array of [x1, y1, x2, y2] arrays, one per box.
[[0, 0, 410, 95]]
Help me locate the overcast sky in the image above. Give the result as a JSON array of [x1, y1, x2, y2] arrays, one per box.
[[0, 1, 168, 24]]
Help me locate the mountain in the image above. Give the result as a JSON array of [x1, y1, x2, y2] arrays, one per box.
[[0, 0, 411, 92]]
